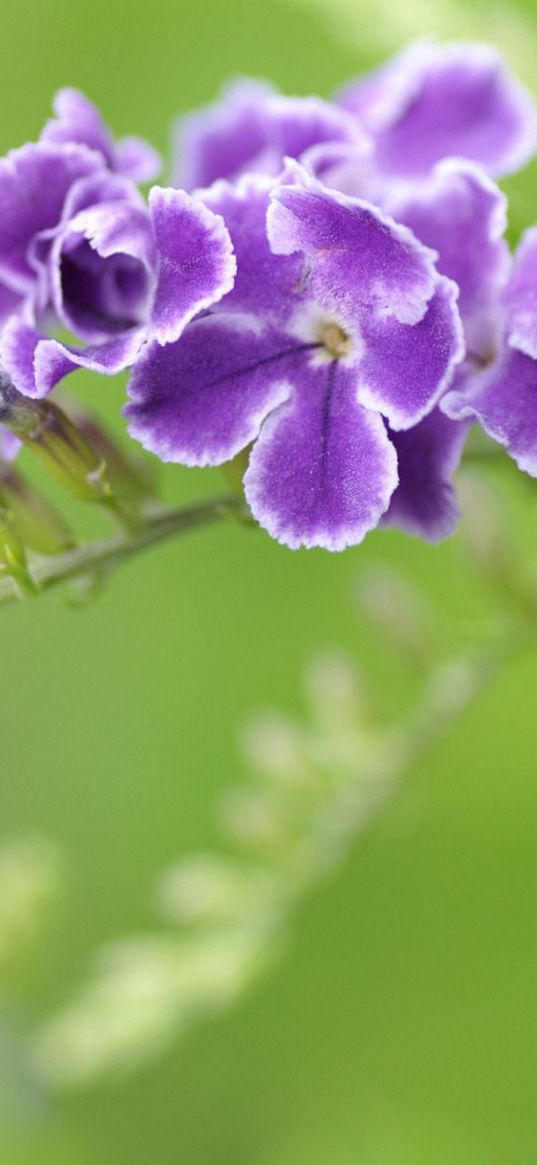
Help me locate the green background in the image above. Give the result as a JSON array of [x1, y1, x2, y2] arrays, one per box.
[[1, 1, 537, 1161]]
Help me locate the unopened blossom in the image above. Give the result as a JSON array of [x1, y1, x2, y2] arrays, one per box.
[[125, 166, 463, 551], [443, 230, 537, 475], [173, 79, 371, 191]]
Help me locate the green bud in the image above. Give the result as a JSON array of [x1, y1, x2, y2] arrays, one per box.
[[0, 506, 38, 598], [65, 402, 157, 503], [0, 464, 75, 555]]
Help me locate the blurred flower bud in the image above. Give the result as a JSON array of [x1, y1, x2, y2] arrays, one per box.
[[155, 855, 275, 928], [240, 712, 306, 783], [0, 463, 74, 555], [0, 506, 38, 597], [355, 564, 435, 669]]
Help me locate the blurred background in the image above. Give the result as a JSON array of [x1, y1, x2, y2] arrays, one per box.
[[2, 1, 537, 1162]]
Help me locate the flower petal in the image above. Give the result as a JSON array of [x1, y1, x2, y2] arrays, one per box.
[[174, 78, 363, 190], [383, 408, 470, 541], [125, 314, 297, 465], [388, 160, 509, 359], [200, 174, 304, 325], [148, 187, 236, 345], [442, 348, 537, 475], [244, 359, 398, 551], [0, 427, 21, 462], [268, 165, 438, 327], [338, 41, 537, 180], [505, 227, 537, 359], [49, 199, 156, 342], [357, 277, 464, 429], [0, 317, 145, 399], [41, 88, 161, 182], [0, 143, 103, 292]]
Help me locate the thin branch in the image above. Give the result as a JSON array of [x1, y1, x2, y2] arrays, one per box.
[[0, 494, 247, 607]]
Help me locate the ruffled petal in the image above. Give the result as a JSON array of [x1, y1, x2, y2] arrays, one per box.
[[268, 164, 438, 328], [49, 199, 157, 342], [338, 41, 537, 180], [113, 136, 161, 183], [505, 228, 537, 359], [387, 160, 509, 359], [383, 408, 470, 541], [148, 187, 236, 345], [442, 347, 537, 475], [174, 78, 363, 189], [0, 317, 145, 399], [356, 277, 464, 429], [200, 174, 304, 325], [0, 143, 103, 292], [41, 88, 161, 182], [125, 314, 298, 465], [244, 358, 398, 551]]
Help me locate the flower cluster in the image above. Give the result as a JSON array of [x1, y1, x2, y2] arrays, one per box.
[[1, 43, 537, 551]]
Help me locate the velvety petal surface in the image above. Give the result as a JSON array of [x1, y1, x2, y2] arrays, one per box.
[[442, 348, 537, 475], [268, 167, 438, 328], [125, 314, 301, 464], [49, 199, 157, 341], [41, 88, 160, 182], [505, 228, 537, 359], [0, 143, 103, 292], [200, 175, 304, 324], [244, 357, 398, 550], [338, 42, 537, 180], [0, 318, 145, 399], [388, 160, 509, 358], [174, 78, 363, 189], [383, 408, 470, 541], [357, 278, 463, 428], [148, 187, 236, 344]]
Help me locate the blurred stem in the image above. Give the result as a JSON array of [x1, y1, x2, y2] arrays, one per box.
[[0, 495, 247, 607]]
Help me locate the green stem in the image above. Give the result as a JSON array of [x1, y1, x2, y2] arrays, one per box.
[[0, 494, 247, 607]]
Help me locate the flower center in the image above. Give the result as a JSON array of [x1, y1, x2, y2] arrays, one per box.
[[319, 322, 353, 359]]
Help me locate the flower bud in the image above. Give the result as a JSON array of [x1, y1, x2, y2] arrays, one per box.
[[0, 463, 74, 555], [0, 370, 113, 505], [0, 505, 38, 597]]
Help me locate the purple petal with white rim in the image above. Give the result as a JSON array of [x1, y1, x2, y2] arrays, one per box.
[[268, 165, 438, 327], [148, 186, 236, 344], [48, 199, 156, 342], [174, 78, 364, 190], [387, 160, 509, 359], [357, 277, 464, 429], [505, 227, 537, 359], [442, 347, 537, 475], [114, 136, 161, 183], [200, 174, 304, 325], [383, 408, 470, 541], [0, 317, 145, 399], [174, 79, 277, 190], [41, 88, 161, 182], [338, 41, 537, 180], [0, 143, 103, 292], [244, 358, 398, 551], [125, 313, 299, 465]]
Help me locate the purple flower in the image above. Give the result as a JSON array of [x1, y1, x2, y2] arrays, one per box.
[[40, 88, 160, 183], [0, 177, 236, 398], [125, 167, 463, 550], [338, 41, 537, 184], [443, 230, 537, 475], [173, 79, 371, 191]]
